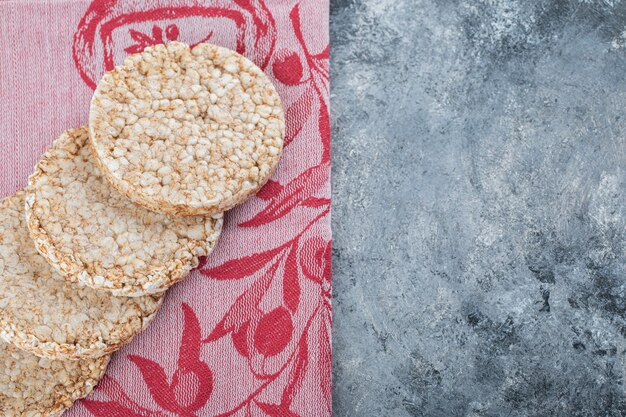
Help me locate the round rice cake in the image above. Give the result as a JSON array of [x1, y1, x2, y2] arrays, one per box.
[[26, 127, 223, 296], [0, 339, 108, 417], [0, 191, 162, 360], [89, 41, 285, 216]]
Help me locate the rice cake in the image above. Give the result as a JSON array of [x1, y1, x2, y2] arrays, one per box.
[[0, 341, 109, 417], [0, 191, 162, 360], [0, 339, 108, 416], [25, 127, 223, 297], [89, 41, 285, 216]]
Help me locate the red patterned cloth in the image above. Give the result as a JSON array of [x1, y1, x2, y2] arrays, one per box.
[[0, 1, 331, 416]]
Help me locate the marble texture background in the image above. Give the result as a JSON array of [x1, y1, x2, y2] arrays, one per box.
[[330, 0, 625, 416]]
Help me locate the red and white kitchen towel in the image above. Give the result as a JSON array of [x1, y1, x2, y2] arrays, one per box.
[[0, 1, 331, 416]]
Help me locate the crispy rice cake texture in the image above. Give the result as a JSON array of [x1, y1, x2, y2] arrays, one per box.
[[0, 191, 162, 360], [25, 127, 223, 297], [89, 41, 285, 216], [0, 339, 108, 417]]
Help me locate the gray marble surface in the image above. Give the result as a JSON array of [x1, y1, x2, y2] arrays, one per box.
[[330, 1, 626, 416]]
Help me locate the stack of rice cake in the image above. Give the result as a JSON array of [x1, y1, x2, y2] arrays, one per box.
[[0, 41, 284, 416]]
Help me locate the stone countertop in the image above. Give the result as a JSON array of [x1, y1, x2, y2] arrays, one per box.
[[330, 1, 625, 416]]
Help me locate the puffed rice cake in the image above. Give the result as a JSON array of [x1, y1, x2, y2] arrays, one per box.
[[89, 41, 285, 216], [25, 127, 223, 296], [0, 191, 162, 360], [0, 339, 108, 417]]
